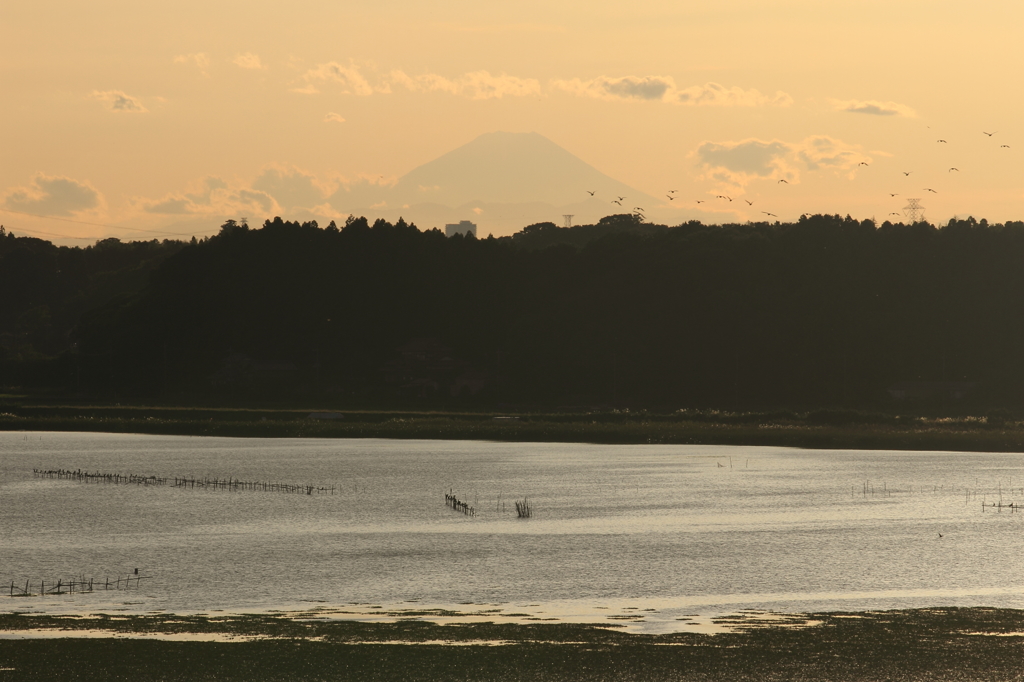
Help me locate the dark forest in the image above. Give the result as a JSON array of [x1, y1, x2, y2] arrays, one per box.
[[4, 212, 1024, 410]]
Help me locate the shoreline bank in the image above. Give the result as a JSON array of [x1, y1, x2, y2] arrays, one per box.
[[0, 609, 1022, 681], [3, 406, 1024, 452]]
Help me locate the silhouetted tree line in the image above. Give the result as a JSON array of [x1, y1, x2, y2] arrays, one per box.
[[6, 213, 1024, 408], [0, 227, 186, 389]]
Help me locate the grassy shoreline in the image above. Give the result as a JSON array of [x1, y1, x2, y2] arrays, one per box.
[[3, 404, 1024, 452], [1, 609, 1022, 680]]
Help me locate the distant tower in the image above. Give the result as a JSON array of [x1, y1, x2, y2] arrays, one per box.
[[563, 215, 574, 228], [903, 198, 925, 223]]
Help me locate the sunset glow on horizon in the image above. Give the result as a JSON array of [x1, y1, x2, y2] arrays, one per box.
[[3, 0, 1022, 243]]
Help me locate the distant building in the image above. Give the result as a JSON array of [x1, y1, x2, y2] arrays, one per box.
[[445, 220, 477, 237]]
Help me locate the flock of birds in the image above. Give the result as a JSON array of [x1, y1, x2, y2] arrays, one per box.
[[587, 190, 649, 219], [583, 129, 1011, 224], [871, 130, 1012, 221]]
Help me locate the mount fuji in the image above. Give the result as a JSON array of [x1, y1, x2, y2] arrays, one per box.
[[327, 131, 673, 235]]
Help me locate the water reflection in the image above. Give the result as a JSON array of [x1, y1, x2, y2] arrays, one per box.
[[1, 432, 1022, 633]]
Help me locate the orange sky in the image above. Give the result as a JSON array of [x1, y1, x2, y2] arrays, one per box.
[[2, 0, 1022, 242]]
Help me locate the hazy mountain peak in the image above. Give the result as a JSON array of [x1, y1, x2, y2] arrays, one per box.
[[392, 131, 652, 206], [325, 131, 663, 233]]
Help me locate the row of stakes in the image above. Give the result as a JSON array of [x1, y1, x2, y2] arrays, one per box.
[[445, 490, 475, 516], [982, 501, 1021, 513], [446, 491, 532, 518], [856, 480, 1022, 510], [33, 468, 335, 495], [8, 571, 149, 597]]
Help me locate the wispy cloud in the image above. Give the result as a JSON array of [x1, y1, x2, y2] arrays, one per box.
[[3, 173, 102, 216], [324, 112, 346, 123], [551, 76, 792, 107], [694, 139, 796, 187], [693, 136, 871, 189], [142, 176, 229, 215], [142, 168, 341, 218], [173, 53, 210, 76], [148, 185, 275, 215], [296, 61, 542, 100], [798, 135, 871, 171], [676, 83, 792, 107], [551, 75, 675, 102], [294, 62, 788, 106], [294, 61, 377, 95], [251, 166, 331, 210], [90, 90, 147, 113], [831, 99, 916, 117], [233, 52, 265, 70], [235, 189, 275, 213], [389, 70, 541, 99], [144, 197, 193, 215]]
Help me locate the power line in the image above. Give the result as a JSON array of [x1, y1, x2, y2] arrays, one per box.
[[1, 225, 101, 241], [0, 207, 219, 238]]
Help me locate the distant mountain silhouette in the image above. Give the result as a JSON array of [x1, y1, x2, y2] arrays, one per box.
[[327, 132, 667, 233], [393, 131, 655, 205]]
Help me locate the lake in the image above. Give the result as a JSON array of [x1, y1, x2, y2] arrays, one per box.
[[2, 432, 1022, 633]]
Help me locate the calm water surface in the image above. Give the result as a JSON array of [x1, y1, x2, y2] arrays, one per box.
[[2, 432, 1023, 633]]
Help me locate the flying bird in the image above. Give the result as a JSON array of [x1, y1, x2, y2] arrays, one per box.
[[924, 188, 938, 193], [634, 207, 645, 212], [668, 189, 678, 194], [716, 195, 733, 202], [1001, 144, 1011, 148], [858, 161, 869, 166], [949, 167, 959, 172], [667, 195, 675, 200], [617, 196, 626, 201], [612, 200, 621, 205], [744, 199, 754, 205], [903, 171, 913, 176], [937, 139, 947, 143], [586, 190, 595, 196], [695, 200, 705, 204], [762, 211, 777, 217], [889, 212, 901, 216], [889, 193, 899, 197], [778, 179, 789, 184], [983, 131, 997, 136]]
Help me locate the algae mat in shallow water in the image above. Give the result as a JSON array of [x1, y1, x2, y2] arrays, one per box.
[[1, 608, 1023, 681]]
